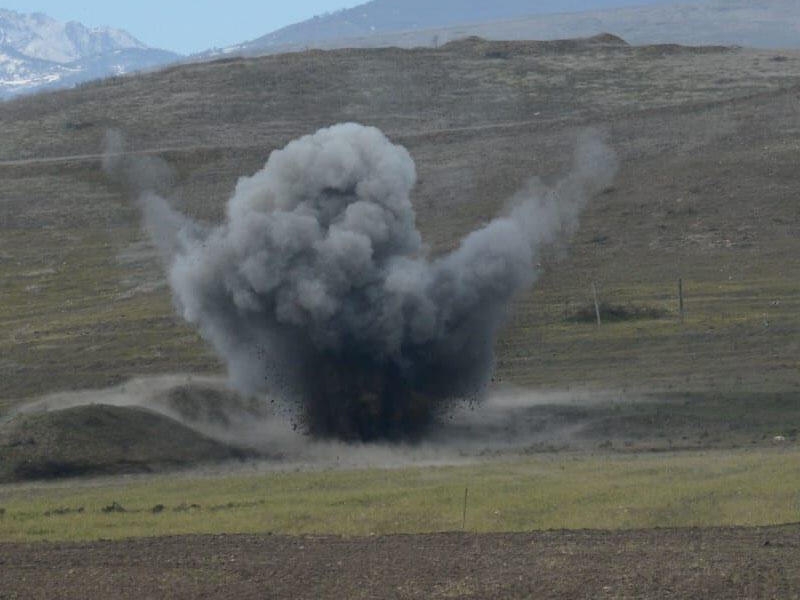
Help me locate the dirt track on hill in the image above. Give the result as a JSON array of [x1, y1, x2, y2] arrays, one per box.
[[2, 525, 799, 599], [0, 117, 551, 168]]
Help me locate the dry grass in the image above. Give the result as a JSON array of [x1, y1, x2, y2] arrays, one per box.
[[1, 40, 799, 410]]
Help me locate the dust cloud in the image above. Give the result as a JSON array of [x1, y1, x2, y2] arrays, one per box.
[[104, 123, 616, 442]]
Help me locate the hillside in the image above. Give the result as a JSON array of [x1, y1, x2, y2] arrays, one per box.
[[1, 36, 799, 412], [225, 0, 670, 54], [223, 0, 800, 55]]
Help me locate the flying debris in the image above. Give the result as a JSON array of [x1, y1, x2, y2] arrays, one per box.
[[106, 123, 617, 441]]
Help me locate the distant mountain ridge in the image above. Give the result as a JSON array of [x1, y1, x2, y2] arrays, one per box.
[[0, 9, 179, 99], [210, 0, 800, 57], [6, 1, 799, 100], [210, 0, 671, 55]]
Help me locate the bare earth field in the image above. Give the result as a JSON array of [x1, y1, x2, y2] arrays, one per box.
[[2, 526, 800, 599]]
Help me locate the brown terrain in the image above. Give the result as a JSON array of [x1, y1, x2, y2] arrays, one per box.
[[2, 525, 800, 599], [2, 35, 800, 598]]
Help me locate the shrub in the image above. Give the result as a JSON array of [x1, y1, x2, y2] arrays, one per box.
[[566, 301, 668, 323]]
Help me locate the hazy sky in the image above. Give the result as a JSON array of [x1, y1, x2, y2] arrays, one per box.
[[3, 1, 364, 54]]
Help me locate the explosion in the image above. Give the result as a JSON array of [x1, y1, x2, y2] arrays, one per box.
[[107, 123, 616, 441]]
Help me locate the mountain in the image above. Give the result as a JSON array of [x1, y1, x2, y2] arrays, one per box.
[[211, 0, 673, 56], [0, 9, 180, 99], [211, 0, 800, 57], [392, 0, 800, 50]]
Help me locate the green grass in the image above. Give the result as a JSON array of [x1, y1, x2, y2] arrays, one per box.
[[1, 447, 798, 543]]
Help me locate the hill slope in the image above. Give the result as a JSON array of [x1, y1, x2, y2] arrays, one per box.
[[0, 37, 799, 411], [228, 0, 671, 53], [222, 0, 800, 55]]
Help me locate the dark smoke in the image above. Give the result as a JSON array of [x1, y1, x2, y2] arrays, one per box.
[[106, 123, 617, 441]]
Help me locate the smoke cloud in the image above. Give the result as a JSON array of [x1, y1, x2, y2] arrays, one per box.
[[107, 123, 616, 441]]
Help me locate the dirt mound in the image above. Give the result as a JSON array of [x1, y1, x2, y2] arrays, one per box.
[[0, 404, 248, 483], [439, 34, 736, 60], [153, 383, 268, 428], [636, 42, 734, 56], [441, 33, 629, 56]]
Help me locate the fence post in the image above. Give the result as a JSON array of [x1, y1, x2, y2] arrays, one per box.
[[592, 283, 601, 327], [462, 487, 469, 531]]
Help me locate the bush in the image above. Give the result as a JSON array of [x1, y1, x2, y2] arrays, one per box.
[[566, 301, 668, 323]]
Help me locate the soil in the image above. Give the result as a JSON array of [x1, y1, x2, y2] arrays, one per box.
[[1, 525, 798, 599]]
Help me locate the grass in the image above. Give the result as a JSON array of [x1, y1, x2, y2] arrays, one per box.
[[1, 447, 798, 543], [2, 43, 800, 404], [0, 221, 220, 405], [498, 276, 800, 392]]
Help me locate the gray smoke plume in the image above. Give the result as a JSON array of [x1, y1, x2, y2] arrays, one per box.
[[107, 123, 616, 441]]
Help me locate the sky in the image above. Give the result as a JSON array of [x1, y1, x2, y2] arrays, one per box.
[[2, 1, 364, 54]]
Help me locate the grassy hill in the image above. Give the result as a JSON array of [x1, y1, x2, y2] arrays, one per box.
[[1, 36, 799, 409]]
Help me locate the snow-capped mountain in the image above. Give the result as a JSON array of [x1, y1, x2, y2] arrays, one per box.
[[0, 9, 180, 99]]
